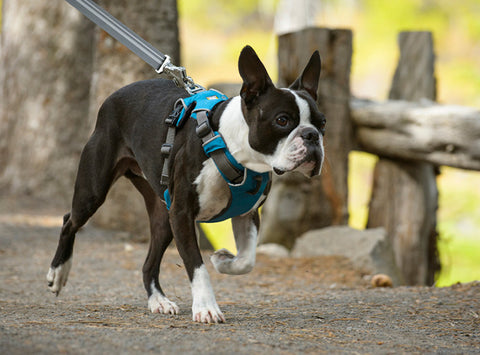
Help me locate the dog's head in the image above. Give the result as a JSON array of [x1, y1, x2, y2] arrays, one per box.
[[238, 46, 325, 177]]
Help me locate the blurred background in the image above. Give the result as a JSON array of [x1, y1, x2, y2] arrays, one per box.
[[178, 0, 480, 286], [1, 0, 479, 287]]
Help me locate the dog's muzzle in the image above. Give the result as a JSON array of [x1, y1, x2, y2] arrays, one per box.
[[273, 127, 324, 177]]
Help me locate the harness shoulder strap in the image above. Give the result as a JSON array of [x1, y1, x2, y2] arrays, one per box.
[[195, 111, 244, 184]]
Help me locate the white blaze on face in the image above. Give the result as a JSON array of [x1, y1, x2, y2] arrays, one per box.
[[268, 90, 322, 173], [292, 90, 313, 127]]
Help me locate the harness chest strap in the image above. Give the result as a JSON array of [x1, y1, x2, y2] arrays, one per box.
[[161, 90, 271, 223], [195, 110, 244, 184]]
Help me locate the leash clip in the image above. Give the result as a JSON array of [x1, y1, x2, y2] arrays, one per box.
[[157, 55, 205, 95]]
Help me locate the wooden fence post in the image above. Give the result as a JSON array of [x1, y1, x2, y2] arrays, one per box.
[[366, 32, 440, 285], [259, 28, 353, 248]]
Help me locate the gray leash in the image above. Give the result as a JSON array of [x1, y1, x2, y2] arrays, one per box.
[[65, 0, 204, 95], [64, 0, 241, 188]]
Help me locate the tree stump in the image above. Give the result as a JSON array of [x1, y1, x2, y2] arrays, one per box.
[[259, 28, 353, 248], [366, 32, 440, 285]]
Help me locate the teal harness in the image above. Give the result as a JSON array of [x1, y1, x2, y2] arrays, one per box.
[[162, 90, 271, 223]]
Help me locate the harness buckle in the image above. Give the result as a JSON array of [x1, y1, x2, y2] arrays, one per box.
[[164, 116, 175, 126], [165, 103, 183, 126], [161, 143, 173, 156], [160, 174, 169, 186], [196, 117, 213, 139]]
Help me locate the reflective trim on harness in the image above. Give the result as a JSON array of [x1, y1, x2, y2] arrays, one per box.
[[163, 89, 271, 223], [176, 89, 229, 126]]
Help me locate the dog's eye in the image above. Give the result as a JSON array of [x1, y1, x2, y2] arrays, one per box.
[[320, 120, 326, 135], [317, 115, 326, 135], [275, 115, 289, 127]]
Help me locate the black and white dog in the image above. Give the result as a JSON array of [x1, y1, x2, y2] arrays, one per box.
[[47, 46, 325, 323]]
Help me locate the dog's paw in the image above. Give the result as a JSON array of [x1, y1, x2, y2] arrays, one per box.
[[191, 264, 225, 323], [46, 259, 72, 296], [192, 303, 225, 324], [212, 248, 235, 261], [211, 249, 254, 275], [148, 293, 179, 315]]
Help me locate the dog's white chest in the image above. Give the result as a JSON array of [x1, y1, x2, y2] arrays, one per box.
[[194, 159, 230, 221]]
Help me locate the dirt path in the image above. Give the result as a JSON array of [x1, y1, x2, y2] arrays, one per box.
[[0, 203, 479, 354]]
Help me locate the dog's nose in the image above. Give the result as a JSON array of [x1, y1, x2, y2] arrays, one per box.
[[301, 128, 320, 145]]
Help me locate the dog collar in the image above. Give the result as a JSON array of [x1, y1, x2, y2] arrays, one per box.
[[162, 89, 271, 223]]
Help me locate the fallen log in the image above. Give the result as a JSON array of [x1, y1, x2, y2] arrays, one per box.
[[351, 98, 480, 171]]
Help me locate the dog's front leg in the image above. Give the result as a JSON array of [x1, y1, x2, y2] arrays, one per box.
[[211, 210, 259, 275], [169, 206, 225, 323]]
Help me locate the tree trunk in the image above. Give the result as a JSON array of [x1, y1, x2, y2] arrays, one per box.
[[90, 0, 179, 241], [259, 28, 353, 248], [0, 1, 95, 206], [367, 32, 440, 285]]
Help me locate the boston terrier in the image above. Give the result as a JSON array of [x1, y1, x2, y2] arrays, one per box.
[[47, 46, 326, 323]]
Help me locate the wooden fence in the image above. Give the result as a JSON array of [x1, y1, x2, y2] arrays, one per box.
[[352, 99, 480, 171], [261, 28, 480, 285]]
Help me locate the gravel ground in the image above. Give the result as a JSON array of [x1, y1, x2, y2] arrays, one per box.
[[0, 201, 479, 354]]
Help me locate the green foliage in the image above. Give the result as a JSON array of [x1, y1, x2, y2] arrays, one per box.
[[436, 235, 480, 287], [362, 0, 449, 34], [348, 152, 377, 229], [435, 167, 480, 285], [179, 0, 278, 31]]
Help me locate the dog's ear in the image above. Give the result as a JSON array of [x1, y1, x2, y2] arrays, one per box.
[[289, 51, 321, 101], [238, 46, 274, 106]]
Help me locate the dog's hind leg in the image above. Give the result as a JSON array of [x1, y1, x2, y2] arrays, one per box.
[[47, 130, 120, 295], [211, 210, 260, 275], [126, 173, 179, 315]]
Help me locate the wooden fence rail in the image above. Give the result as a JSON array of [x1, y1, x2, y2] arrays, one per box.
[[351, 99, 480, 171]]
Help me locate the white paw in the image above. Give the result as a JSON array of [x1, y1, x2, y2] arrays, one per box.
[[211, 248, 254, 275], [46, 258, 72, 295], [192, 303, 225, 324], [191, 265, 225, 323], [148, 292, 179, 315]]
